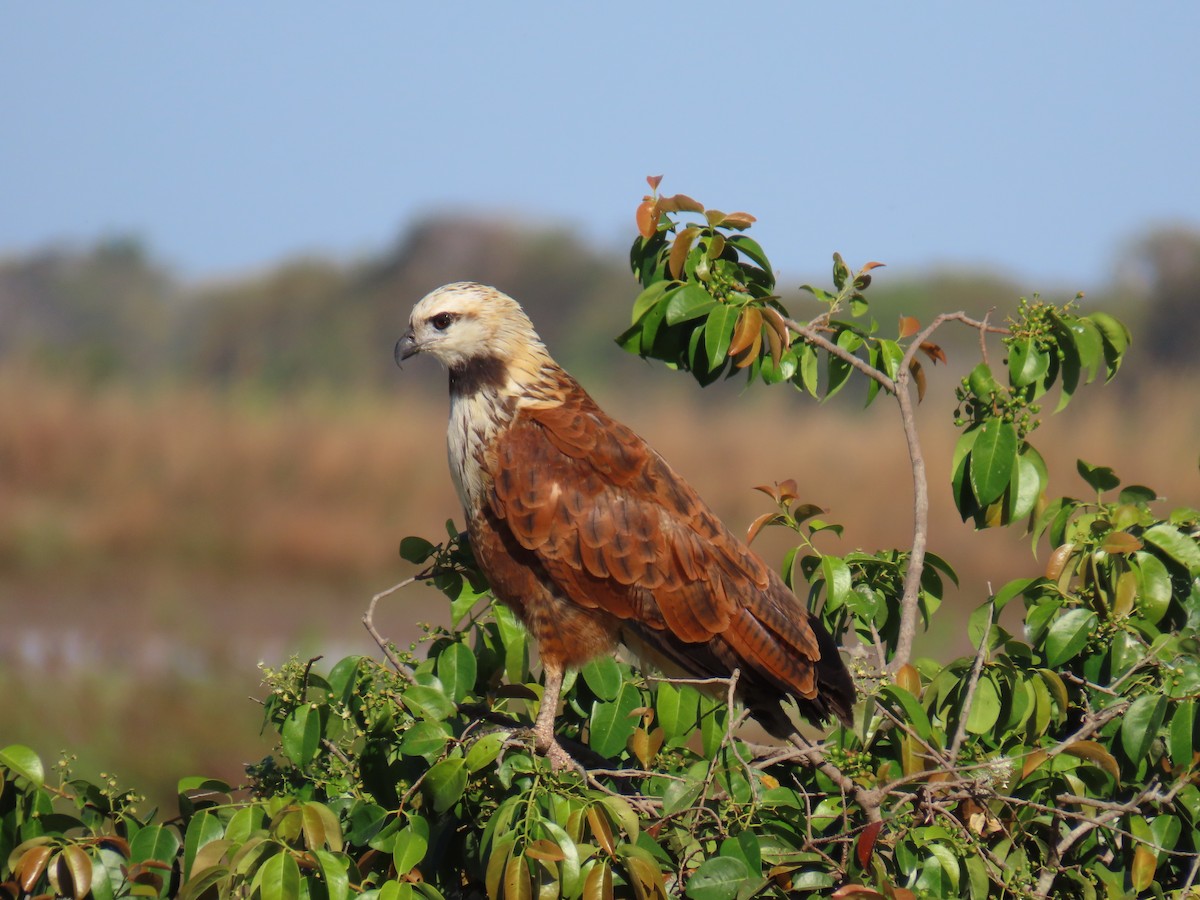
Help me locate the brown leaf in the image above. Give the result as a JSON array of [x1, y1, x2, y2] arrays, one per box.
[[832, 886, 887, 900], [763, 316, 783, 365], [1132, 845, 1158, 893], [635, 199, 658, 239], [584, 861, 614, 900], [777, 478, 799, 503], [16, 845, 52, 893], [1020, 749, 1049, 782], [525, 839, 566, 863], [505, 853, 532, 900], [762, 307, 791, 349], [908, 358, 926, 402], [746, 512, 781, 545], [667, 226, 700, 280], [1063, 740, 1121, 785], [668, 192, 704, 213], [752, 484, 780, 501], [1113, 568, 1137, 618], [586, 806, 616, 856], [895, 664, 921, 696], [919, 341, 947, 365], [1102, 532, 1143, 555], [1044, 543, 1075, 582], [856, 821, 884, 870], [898, 316, 920, 338], [704, 208, 726, 227], [728, 308, 762, 357], [645, 174, 663, 191], [860, 261, 887, 272], [722, 211, 757, 229]]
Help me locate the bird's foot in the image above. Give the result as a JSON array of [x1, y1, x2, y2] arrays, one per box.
[[532, 723, 584, 774]]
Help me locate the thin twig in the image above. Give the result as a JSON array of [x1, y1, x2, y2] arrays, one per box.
[[948, 603, 993, 762], [363, 574, 424, 678]]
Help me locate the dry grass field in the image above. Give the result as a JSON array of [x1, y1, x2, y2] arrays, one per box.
[[2, 362, 1196, 810]]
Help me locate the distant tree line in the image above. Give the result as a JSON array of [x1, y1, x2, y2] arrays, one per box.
[[1, 219, 1196, 391]]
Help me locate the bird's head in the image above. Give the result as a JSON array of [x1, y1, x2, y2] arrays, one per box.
[[395, 282, 547, 376]]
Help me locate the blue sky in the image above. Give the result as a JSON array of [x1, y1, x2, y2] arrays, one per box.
[[3, 2, 1198, 289]]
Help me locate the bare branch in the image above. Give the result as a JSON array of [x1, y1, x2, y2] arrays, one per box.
[[363, 574, 424, 678]]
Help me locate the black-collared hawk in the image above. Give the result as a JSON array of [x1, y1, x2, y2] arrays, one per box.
[[396, 282, 855, 768]]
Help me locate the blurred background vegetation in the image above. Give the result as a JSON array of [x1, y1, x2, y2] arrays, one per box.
[[2, 216, 1198, 813]]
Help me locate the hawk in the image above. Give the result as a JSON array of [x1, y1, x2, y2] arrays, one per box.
[[396, 282, 855, 768]]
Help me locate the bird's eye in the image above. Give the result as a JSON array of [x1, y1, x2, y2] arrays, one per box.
[[430, 312, 455, 331]]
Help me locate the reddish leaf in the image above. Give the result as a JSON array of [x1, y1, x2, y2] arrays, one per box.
[[746, 512, 781, 545], [728, 308, 763, 361], [777, 478, 799, 503], [919, 341, 947, 365], [1102, 532, 1143, 555], [645, 174, 663, 191], [856, 821, 883, 869], [668, 226, 700, 279], [752, 484, 780, 502], [908, 359, 926, 402], [1020, 749, 1049, 782], [16, 845, 52, 893], [721, 211, 757, 229], [668, 192, 703, 213], [762, 307, 791, 347], [1132, 845, 1158, 892], [635, 199, 658, 239], [833, 887, 887, 899], [860, 261, 886, 272], [898, 316, 920, 338]]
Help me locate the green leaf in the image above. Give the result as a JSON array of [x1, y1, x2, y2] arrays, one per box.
[[1143, 524, 1200, 572], [704, 304, 738, 368], [256, 850, 301, 900], [1122, 694, 1167, 762], [825, 329, 863, 400], [1076, 459, 1120, 493], [0, 745, 44, 786], [965, 674, 1002, 735], [301, 801, 343, 852], [581, 656, 623, 701], [1069, 316, 1106, 383], [281, 704, 323, 765], [1130, 551, 1171, 626], [969, 419, 1018, 506], [183, 810, 226, 880], [820, 556, 852, 610], [1088, 312, 1131, 381], [423, 758, 467, 813], [1008, 337, 1050, 388], [1170, 700, 1196, 772], [392, 823, 429, 875], [492, 602, 529, 684], [399, 536, 435, 564], [685, 856, 748, 900], [727, 235, 773, 274], [464, 731, 507, 772], [664, 282, 715, 325], [399, 720, 452, 762], [436, 642, 477, 704], [655, 681, 700, 741], [630, 281, 674, 324], [312, 849, 350, 900], [130, 824, 182, 867], [1044, 608, 1098, 667], [878, 684, 932, 742], [588, 682, 641, 758]]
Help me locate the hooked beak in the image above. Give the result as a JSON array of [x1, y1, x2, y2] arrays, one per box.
[[394, 329, 418, 367]]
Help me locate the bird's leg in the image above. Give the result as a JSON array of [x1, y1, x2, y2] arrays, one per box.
[[533, 661, 577, 772]]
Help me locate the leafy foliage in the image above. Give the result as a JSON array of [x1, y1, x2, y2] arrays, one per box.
[[3, 179, 1198, 899]]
